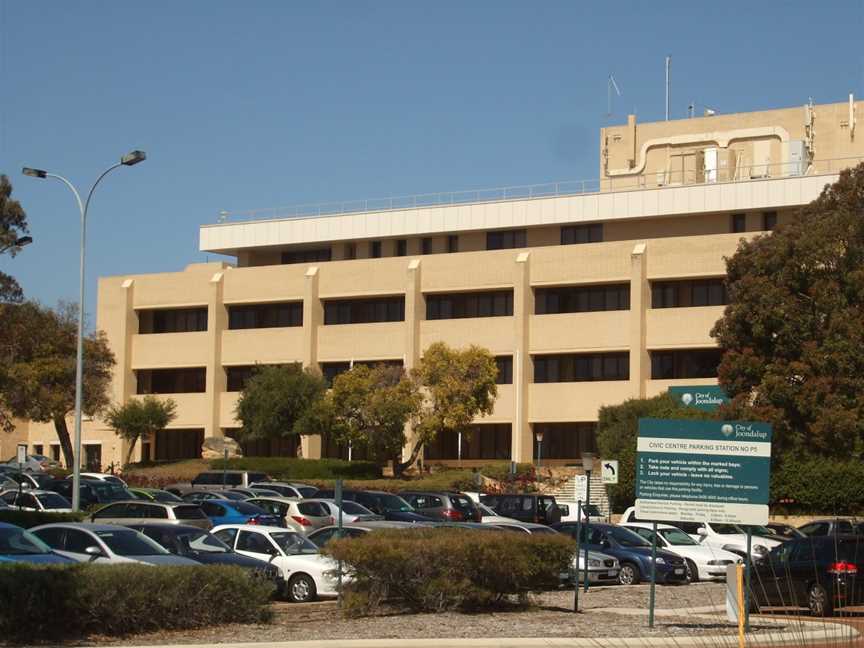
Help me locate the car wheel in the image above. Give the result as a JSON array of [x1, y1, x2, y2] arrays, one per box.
[[287, 573, 317, 603], [618, 562, 640, 586], [808, 583, 833, 617], [685, 559, 699, 583]]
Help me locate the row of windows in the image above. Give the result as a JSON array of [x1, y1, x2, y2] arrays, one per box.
[[533, 353, 630, 383], [535, 284, 629, 314], [138, 308, 208, 334], [136, 368, 207, 394], [651, 279, 727, 309], [532, 423, 597, 460], [319, 360, 404, 386], [323, 297, 405, 325], [424, 424, 513, 461], [227, 302, 303, 329], [731, 211, 778, 233], [282, 248, 332, 264], [650, 349, 721, 380], [426, 290, 513, 320]]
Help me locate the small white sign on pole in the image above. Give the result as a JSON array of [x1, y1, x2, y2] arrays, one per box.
[[16, 443, 27, 466], [601, 460, 619, 485]]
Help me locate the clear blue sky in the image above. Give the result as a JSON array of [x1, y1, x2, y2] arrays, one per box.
[[2, 1, 862, 320]]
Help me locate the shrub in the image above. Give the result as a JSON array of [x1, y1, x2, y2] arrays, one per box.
[[771, 455, 864, 515], [0, 564, 272, 642], [324, 528, 574, 615], [0, 509, 86, 528]]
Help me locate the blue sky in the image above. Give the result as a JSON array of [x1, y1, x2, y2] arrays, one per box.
[[2, 1, 862, 319]]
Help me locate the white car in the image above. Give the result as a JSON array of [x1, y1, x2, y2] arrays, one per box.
[[1, 489, 72, 513], [304, 498, 383, 524], [75, 472, 128, 487], [557, 501, 604, 523], [622, 522, 740, 581], [620, 507, 783, 559], [477, 502, 519, 525], [29, 523, 199, 566], [212, 523, 341, 603], [250, 481, 319, 499]]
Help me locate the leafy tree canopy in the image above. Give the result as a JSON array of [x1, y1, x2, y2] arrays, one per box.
[[106, 396, 177, 466], [712, 163, 864, 458], [0, 175, 30, 303]]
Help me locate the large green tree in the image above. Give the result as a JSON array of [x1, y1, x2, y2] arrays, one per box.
[[105, 396, 177, 466], [0, 175, 30, 303], [711, 163, 864, 458], [0, 301, 115, 466], [234, 364, 327, 450]]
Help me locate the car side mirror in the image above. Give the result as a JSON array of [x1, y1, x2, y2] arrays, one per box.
[[85, 546, 103, 561], [697, 527, 708, 536]]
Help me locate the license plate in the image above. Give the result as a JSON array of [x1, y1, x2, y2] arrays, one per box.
[[608, 571, 617, 577], [674, 568, 684, 575]]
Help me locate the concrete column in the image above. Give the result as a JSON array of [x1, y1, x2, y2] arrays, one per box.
[[301, 266, 322, 459], [629, 243, 649, 398], [402, 259, 422, 464], [116, 279, 138, 462], [512, 252, 533, 463], [205, 271, 227, 440]]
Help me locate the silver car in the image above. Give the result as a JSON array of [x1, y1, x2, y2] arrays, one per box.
[[304, 498, 383, 524], [246, 497, 333, 535], [566, 550, 621, 585], [29, 523, 200, 566], [89, 500, 212, 531]]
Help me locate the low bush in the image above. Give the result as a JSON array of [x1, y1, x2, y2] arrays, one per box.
[[324, 528, 574, 615], [771, 455, 864, 515], [0, 563, 273, 642], [0, 509, 86, 528]]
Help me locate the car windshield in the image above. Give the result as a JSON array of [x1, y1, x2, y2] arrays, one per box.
[[102, 476, 126, 486], [297, 487, 318, 498], [36, 493, 70, 509], [478, 504, 497, 516], [91, 483, 133, 501], [151, 490, 182, 503], [231, 502, 266, 515], [739, 525, 774, 537], [270, 531, 320, 555], [341, 501, 374, 515], [379, 494, 413, 512], [180, 531, 230, 553], [659, 528, 699, 545], [0, 527, 52, 555], [95, 530, 170, 556], [713, 524, 745, 535], [214, 491, 247, 501], [607, 526, 651, 547], [30, 474, 54, 488]]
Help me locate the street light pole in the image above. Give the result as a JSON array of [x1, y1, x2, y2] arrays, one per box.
[[535, 430, 544, 473], [22, 151, 146, 511], [581, 451, 595, 592]]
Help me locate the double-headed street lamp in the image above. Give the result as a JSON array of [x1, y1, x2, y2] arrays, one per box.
[[22, 151, 146, 511]]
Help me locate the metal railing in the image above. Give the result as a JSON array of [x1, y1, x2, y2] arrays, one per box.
[[213, 156, 864, 225]]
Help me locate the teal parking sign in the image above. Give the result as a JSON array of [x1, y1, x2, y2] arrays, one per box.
[[635, 418, 772, 525], [668, 386, 729, 411]]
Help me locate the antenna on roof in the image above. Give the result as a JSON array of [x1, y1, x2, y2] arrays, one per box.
[[607, 74, 622, 118], [665, 56, 671, 120], [217, 210, 229, 223]]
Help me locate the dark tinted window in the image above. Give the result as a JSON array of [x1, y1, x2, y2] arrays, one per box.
[[495, 356, 513, 384], [731, 213, 746, 233], [65, 529, 96, 553], [535, 284, 629, 314], [650, 349, 721, 379], [201, 502, 227, 517], [298, 502, 329, 517], [426, 291, 513, 320], [227, 302, 302, 329], [324, 297, 405, 325], [447, 235, 458, 253], [281, 248, 331, 264], [561, 223, 603, 245], [93, 503, 129, 518], [226, 366, 257, 392], [422, 238, 433, 255], [762, 211, 778, 231], [175, 505, 207, 520], [486, 229, 526, 250], [139, 308, 208, 334], [651, 279, 727, 308], [533, 353, 629, 382], [395, 239, 407, 256], [371, 241, 382, 258], [136, 368, 206, 394], [31, 526, 64, 548]]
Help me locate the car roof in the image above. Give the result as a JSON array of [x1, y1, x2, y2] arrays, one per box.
[[400, 490, 466, 496], [0, 522, 24, 530], [212, 523, 290, 534], [128, 523, 209, 534], [31, 522, 128, 532], [622, 522, 681, 531], [1, 489, 61, 496], [247, 496, 297, 503]]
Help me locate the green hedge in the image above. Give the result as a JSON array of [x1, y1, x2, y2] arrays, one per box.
[[0, 510, 86, 528], [771, 456, 864, 514], [324, 528, 574, 615], [0, 564, 273, 642], [209, 457, 382, 480]]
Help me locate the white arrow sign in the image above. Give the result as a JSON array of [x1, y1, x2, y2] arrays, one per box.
[[601, 459, 619, 484]]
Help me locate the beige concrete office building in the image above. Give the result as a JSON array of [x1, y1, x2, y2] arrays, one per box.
[[14, 97, 863, 470]]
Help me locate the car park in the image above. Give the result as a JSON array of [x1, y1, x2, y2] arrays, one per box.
[[304, 498, 382, 523], [89, 501, 213, 531], [181, 490, 248, 502], [192, 470, 271, 490], [565, 550, 620, 585], [306, 520, 423, 547], [622, 522, 740, 581], [197, 499, 281, 527], [30, 523, 201, 566], [479, 494, 562, 525], [1, 489, 72, 512], [313, 489, 434, 522], [400, 491, 482, 522], [128, 487, 184, 503], [212, 523, 340, 602], [250, 482, 318, 499], [553, 522, 688, 585], [5, 471, 55, 490], [751, 535, 864, 616], [4, 454, 59, 472], [226, 487, 284, 499], [48, 479, 135, 508], [798, 518, 864, 537], [0, 522, 76, 565], [246, 497, 333, 534]]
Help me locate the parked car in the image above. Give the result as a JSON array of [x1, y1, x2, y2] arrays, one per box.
[[0, 522, 76, 565], [128, 487, 183, 503], [565, 550, 621, 585], [766, 523, 807, 541], [798, 518, 864, 537], [304, 498, 382, 524], [1, 489, 72, 512], [491, 522, 561, 535], [89, 501, 213, 531], [751, 535, 864, 616], [48, 479, 135, 508], [246, 497, 333, 535], [197, 499, 281, 527], [476, 502, 519, 525], [400, 491, 482, 522], [181, 490, 248, 502], [307, 520, 423, 547], [76, 472, 128, 487], [313, 489, 434, 522], [5, 471, 55, 490], [5, 454, 57, 472], [480, 494, 562, 525], [29, 523, 200, 566], [250, 482, 318, 499], [212, 523, 340, 602], [126, 522, 281, 583], [226, 487, 283, 499], [193, 470, 271, 490], [558, 501, 604, 523], [622, 522, 741, 581], [553, 522, 688, 586], [618, 506, 782, 559]]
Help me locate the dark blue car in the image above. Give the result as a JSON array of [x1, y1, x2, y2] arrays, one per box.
[[197, 499, 281, 527], [553, 522, 688, 585], [0, 522, 76, 565]]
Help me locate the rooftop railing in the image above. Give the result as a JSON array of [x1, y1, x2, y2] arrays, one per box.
[[213, 156, 864, 225]]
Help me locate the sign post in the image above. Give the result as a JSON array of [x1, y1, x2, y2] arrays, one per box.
[[635, 418, 772, 629], [335, 478, 343, 607]]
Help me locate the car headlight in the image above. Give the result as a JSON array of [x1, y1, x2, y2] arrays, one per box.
[[588, 559, 602, 567], [754, 545, 768, 555], [654, 557, 666, 565], [323, 568, 341, 579], [708, 560, 733, 566]]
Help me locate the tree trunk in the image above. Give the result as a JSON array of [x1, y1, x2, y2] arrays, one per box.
[[394, 440, 424, 478], [124, 437, 138, 467], [53, 415, 75, 469]]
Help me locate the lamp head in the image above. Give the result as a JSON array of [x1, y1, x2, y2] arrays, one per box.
[[15, 236, 33, 248], [121, 150, 147, 166], [534, 430, 544, 443], [581, 452, 596, 472], [22, 167, 47, 179]]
